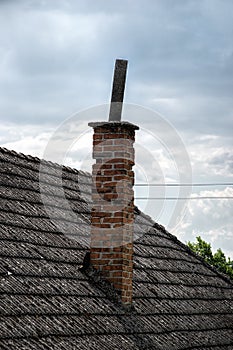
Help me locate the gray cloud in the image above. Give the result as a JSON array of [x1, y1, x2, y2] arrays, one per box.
[[0, 0, 233, 255], [0, 0, 233, 134]]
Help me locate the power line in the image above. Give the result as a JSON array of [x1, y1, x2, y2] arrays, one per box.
[[135, 182, 233, 199], [135, 183, 233, 187], [135, 196, 233, 200]]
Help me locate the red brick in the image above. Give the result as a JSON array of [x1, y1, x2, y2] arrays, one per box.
[[89, 122, 138, 305]]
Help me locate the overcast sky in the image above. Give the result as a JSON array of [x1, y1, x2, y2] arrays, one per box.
[[0, 0, 233, 258]]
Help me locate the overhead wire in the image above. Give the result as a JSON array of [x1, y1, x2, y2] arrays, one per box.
[[135, 197, 233, 200], [135, 183, 233, 200], [135, 183, 233, 187]]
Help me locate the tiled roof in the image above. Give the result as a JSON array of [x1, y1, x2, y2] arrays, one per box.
[[0, 147, 232, 350]]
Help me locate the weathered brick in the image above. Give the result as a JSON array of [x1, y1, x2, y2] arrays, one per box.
[[89, 122, 138, 305]]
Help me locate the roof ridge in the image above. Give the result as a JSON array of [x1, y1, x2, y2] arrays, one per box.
[[0, 146, 90, 177], [151, 223, 233, 286], [134, 210, 232, 286]]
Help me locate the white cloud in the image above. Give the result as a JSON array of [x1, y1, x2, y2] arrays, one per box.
[[173, 187, 233, 258], [0, 124, 53, 158], [188, 135, 233, 178]]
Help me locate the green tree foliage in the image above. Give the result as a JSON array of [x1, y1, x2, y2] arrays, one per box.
[[187, 236, 233, 279]]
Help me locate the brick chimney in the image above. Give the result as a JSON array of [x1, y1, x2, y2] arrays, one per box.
[[88, 121, 139, 305]]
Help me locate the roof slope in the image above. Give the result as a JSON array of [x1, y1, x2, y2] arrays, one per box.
[[0, 147, 232, 350]]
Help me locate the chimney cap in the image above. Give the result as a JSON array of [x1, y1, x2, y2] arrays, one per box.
[[88, 121, 139, 130]]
